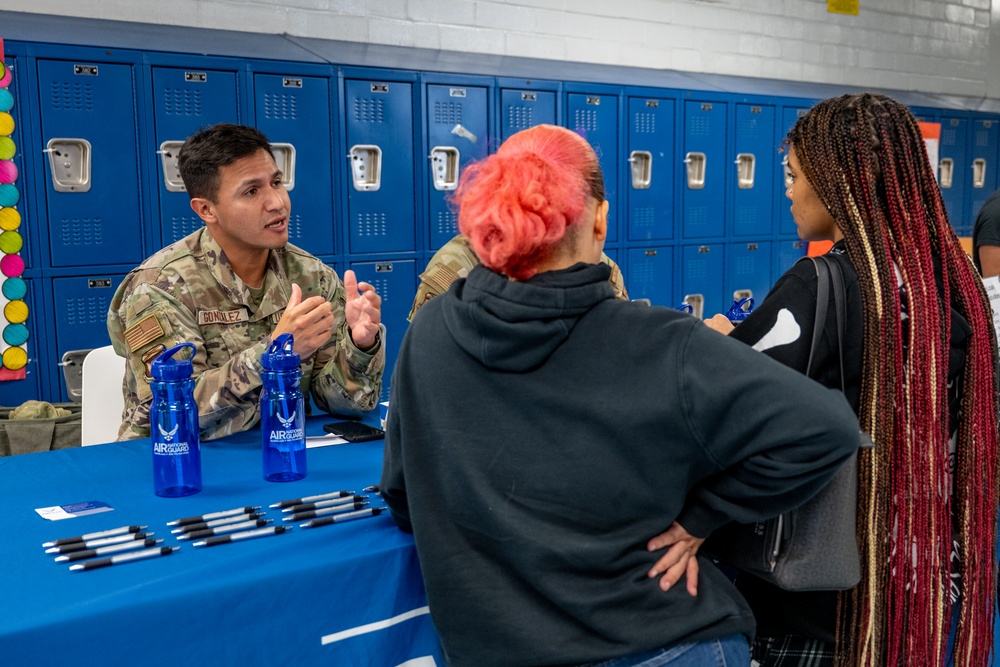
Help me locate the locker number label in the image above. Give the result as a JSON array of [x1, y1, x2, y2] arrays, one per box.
[[646, 100, 659, 108], [521, 92, 537, 102], [185, 72, 207, 83], [587, 97, 601, 106], [449, 88, 466, 98], [88, 279, 112, 288], [283, 78, 303, 88], [371, 83, 389, 93], [375, 263, 393, 273], [74, 65, 99, 76]]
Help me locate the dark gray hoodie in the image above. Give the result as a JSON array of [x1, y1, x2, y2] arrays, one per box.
[[382, 262, 858, 667]]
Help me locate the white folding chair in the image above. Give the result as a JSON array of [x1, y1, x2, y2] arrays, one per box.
[[80, 345, 126, 446]]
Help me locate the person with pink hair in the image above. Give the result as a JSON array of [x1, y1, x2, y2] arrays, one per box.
[[380, 124, 859, 667]]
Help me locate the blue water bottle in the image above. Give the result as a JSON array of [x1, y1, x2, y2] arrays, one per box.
[[261, 333, 307, 482], [149, 342, 202, 498], [726, 296, 755, 325]]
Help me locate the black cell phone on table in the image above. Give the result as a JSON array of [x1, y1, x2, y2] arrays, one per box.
[[322, 421, 385, 442]]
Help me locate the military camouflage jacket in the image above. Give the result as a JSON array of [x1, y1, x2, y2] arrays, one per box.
[[108, 228, 385, 441], [408, 234, 630, 320]]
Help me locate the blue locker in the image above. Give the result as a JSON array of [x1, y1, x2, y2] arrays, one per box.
[[567, 91, 618, 243], [681, 243, 725, 318], [726, 241, 772, 304], [939, 116, 969, 233], [344, 78, 415, 255], [777, 107, 808, 237], [626, 246, 673, 307], [627, 96, 675, 242], [0, 275, 40, 405], [253, 72, 335, 256], [775, 239, 807, 282], [348, 258, 416, 402], [151, 65, 240, 247], [501, 87, 556, 142], [36, 59, 143, 268], [50, 273, 125, 400], [682, 100, 727, 239], [603, 247, 617, 264], [968, 118, 999, 234], [732, 103, 775, 238], [425, 83, 489, 251]]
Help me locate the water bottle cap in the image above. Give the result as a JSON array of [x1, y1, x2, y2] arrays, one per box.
[[261, 333, 300, 371], [726, 297, 755, 323], [150, 342, 196, 381], [676, 302, 694, 314]]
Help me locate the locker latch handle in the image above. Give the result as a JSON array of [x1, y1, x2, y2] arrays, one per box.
[[682, 294, 704, 320], [939, 158, 954, 188], [270, 143, 297, 191], [782, 155, 792, 188], [972, 158, 987, 189], [157, 141, 186, 193], [348, 144, 382, 192], [429, 146, 460, 191], [733, 289, 753, 302], [684, 152, 706, 190], [629, 150, 652, 190], [44, 138, 92, 193], [735, 153, 755, 189]]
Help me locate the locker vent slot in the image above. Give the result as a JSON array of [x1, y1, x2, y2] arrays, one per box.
[[688, 115, 711, 136], [737, 255, 757, 274], [976, 128, 991, 147], [573, 109, 598, 132], [942, 128, 958, 145], [66, 295, 110, 326], [434, 102, 462, 125], [288, 213, 303, 241], [738, 115, 762, 137], [357, 212, 388, 238], [508, 106, 534, 130], [634, 112, 656, 134], [633, 261, 656, 283], [687, 206, 709, 232], [735, 205, 759, 229], [436, 210, 458, 237], [171, 215, 203, 241], [354, 98, 385, 123], [632, 207, 656, 229], [59, 217, 103, 247], [163, 88, 203, 116], [264, 93, 298, 120], [50, 82, 94, 111], [367, 278, 390, 301]]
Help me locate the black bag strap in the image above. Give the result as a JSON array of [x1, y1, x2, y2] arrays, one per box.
[[803, 255, 847, 393]]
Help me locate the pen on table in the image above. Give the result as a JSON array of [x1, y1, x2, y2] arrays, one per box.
[[69, 546, 178, 572], [363, 484, 380, 493], [56, 538, 162, 562], [167, 506, 261, 527], [45, 531, 154, 554], [299, 507, 386, 529], [281, 495, 367, 513], [176, 519, 273, 541], [171, 512, 265, 534], [43, 525, 148, 548], [192, 525, 290, 548], [269, 490, 355, 509], [283, 500, 369, 522]]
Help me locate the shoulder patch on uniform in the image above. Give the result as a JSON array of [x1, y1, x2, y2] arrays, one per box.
[[198, 309, 249, 325], [124, 314, 166, 352]]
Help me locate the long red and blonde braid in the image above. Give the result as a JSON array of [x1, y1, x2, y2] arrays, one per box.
[[788, 93, 999, 667]]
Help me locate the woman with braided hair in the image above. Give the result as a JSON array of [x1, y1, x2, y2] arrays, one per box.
[[650, 93, 1000, 666]]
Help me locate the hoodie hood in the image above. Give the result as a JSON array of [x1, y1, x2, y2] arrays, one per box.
[[440, 262, 615, 372]]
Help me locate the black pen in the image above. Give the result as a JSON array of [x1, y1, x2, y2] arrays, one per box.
[[56, 538, 161, 562], [43, 525, 147, 548], [171, 512, 265, 534], [363, 484, 380, 493], [167, 506, 261, 527], [192, 525, 290, 548], [269, 490, 355, 509], [299, 507, 386, 528], [281, 495, 367, 513], [45, 531, 153, 554], [69, 546, 178, 572], [283, 500, 368, 522], [176, 519, 272, 541]]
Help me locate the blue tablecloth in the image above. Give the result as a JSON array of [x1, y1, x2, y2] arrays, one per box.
[[0, 417, 443, 667]]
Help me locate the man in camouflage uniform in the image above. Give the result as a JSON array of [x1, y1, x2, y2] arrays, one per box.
[[108, 123, 384, 441], [409, 234, 630, 321]]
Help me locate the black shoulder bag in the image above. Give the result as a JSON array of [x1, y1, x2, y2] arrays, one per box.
[[702, 255, 872, 591]]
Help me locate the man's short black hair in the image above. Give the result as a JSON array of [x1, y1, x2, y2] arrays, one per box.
[[178, 123, 274, 202]]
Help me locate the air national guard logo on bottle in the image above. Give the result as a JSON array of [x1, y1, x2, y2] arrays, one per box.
[[270, 410, 305, 446], [153, 423, 190, 455]]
